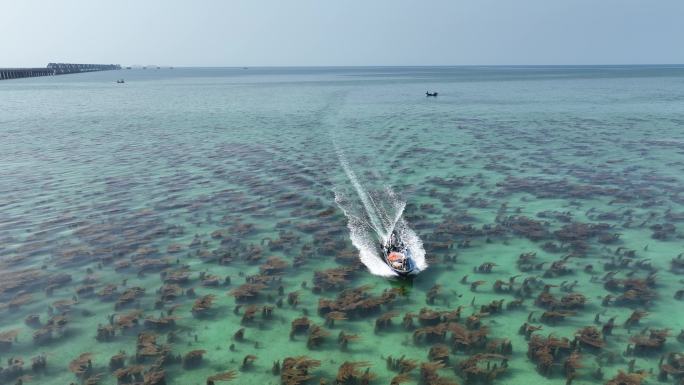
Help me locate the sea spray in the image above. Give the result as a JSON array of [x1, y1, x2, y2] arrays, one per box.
[[334, 189, 398, 277], [334, 151, 427, 276]]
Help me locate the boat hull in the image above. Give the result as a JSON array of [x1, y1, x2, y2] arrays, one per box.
[[382, 248, 416, 277]]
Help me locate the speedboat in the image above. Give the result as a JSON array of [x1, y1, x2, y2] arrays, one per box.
[[381, 231, 416, 277], [426, 91, 438, 97]]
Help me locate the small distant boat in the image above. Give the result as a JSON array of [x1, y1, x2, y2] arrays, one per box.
[[381, 230, 416, 277], [116, 79, 125, 84], [426, 91, 438, 97]]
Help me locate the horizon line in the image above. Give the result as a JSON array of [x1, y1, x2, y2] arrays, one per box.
[[110, 64, 684, 72], [4, 63, 684, 69], [129, 63, 684, 68]]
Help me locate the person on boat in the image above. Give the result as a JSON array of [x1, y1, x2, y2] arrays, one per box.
[[389, 232, 397, 251], [387, 250, 406, 270]]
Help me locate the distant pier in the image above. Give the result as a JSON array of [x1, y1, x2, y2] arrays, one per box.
[[0, 63, 121, 81]]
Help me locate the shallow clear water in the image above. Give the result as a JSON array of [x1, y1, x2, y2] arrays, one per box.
[[1, 66, 684, 385]]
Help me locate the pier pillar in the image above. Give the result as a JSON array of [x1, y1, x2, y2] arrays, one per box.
[[2, 63, 121, 80]]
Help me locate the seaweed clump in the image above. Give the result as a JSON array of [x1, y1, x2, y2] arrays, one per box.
[[0, 329, 20, 351], [259, 256, 289, 275], [115, 287, 146, 310], [604, 276, 657, 307], [658, 352, 684, 382], [605, 371, 647, 385], [206, 370, 238, 384], [527, 334, 572, 376], [109, 352, 127, 371], [628, 329, 668, 355], [318, 285, 399, 319], [69, 352, 94, 380], [338, 331, 360, 351], [456, 353, 509, 385], [575, 326, 605, 350], [280, 356, 321, 385], [192, 294, 217, 318], [306, 325, 330, 349], [449, 323, 490, 353], [420, 361, 458, 385], [135, 332, 175, 365], [33, 314, 68, 345], [535, 288, 585, 310], [375, 311, 400, 332], [313, 266, 356, 291], [230, 283, 268, 302], [386, 355, 417, 375], [336, 361, 376, 385], [183, 349, 207, 369], [0, 357, 26, 383], [290, 317, 311, 339], [500, 215, 550, 241], [144, 315, 179, 330]]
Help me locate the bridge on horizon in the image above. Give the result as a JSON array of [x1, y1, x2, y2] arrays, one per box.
[[0, 63, 121, 81]]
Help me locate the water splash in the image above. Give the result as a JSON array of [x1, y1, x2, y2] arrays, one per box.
[[334, 151, 427, 277]]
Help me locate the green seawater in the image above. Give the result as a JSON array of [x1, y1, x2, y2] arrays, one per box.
[[1, 66, 684, 385]]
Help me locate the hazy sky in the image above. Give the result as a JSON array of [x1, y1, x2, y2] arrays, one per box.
[[2, 0, 682, 67]]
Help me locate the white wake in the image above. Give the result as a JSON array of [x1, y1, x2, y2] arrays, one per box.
[[334, 152, 427, 277]]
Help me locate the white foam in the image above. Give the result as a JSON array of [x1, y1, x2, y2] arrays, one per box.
[[334, 151, 427, 277]]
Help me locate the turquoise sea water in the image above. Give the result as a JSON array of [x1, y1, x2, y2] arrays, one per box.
[[1, 66, 684, 385]]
